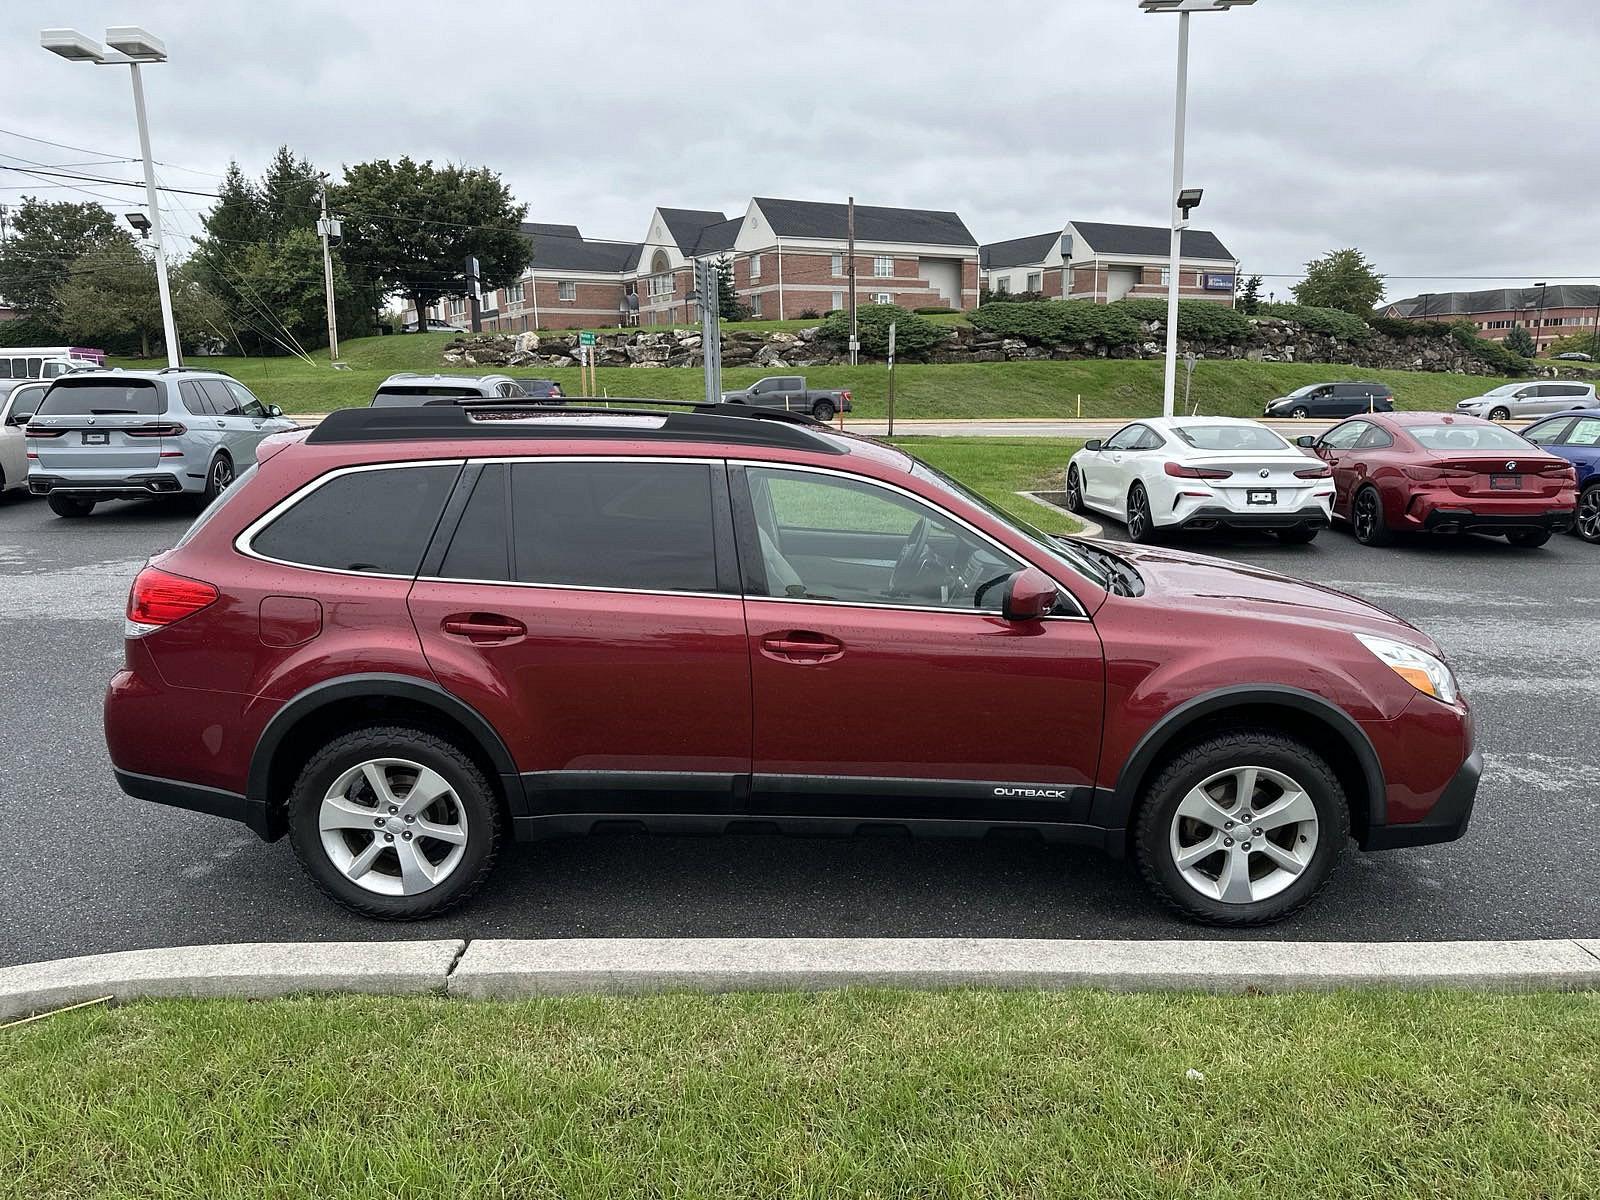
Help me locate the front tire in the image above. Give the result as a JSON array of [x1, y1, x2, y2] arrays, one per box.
[[1487, 406, 1510, 422], [1125, 482, 1158, 543], [811, 399, 836, 422], [1274, 523, 1319, 544], [1574, 482, 1600, 543], [1134, 730, 1348, 925], [1351, 485, 1393, 546], [1065, 464, 1085, 514], [1290, 406, 1310, 419], [288, 724, 503, 920], [47, 494, 95, 518], [1506, 528, 1551, 548]]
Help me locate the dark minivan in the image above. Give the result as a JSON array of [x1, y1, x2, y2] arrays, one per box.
[[1265, 382, 1395, 419]]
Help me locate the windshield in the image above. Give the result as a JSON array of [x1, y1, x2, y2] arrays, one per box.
[[907, 459, 1112, 590], [1482, 384, 1525, 397], [1410, 424, 1534, 452], [36, 380, 163, 416], [1286, 385, 1319, 398], [1173, 424, 1289, 452]]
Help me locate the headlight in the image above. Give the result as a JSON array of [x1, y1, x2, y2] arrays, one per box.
[[1356, 633, 1458, 704]]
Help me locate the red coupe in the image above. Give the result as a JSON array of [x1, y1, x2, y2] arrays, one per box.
[[1300, 412, 1577, 546]]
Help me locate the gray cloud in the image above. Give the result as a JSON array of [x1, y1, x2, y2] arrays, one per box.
[[4, 0, 1596, 300]]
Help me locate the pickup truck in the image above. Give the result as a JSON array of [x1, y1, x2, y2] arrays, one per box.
[[720, 375, 852, 421]]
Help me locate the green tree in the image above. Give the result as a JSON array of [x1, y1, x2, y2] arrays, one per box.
[[1550, 329, 1600, 358], [714, 256, 749, 321], [1504, 323, 1537, 357], [1292, 248, 1385, 315], [332, 157, 529, 334], [258, 145, 320, 244], [0, 198, 121, 320], [1237, 274, 1264, 315], [55, 235, 225, 358]]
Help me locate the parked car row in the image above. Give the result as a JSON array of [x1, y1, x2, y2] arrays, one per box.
[[1068, 410, 1592, 547]]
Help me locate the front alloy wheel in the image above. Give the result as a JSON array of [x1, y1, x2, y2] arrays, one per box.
[[1066, 465, 1085, 514], [1576, 484, 1600, 543], [1167, 766, 1319, 906]]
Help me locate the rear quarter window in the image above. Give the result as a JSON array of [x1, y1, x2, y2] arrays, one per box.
[[247, 463, 461, 575]]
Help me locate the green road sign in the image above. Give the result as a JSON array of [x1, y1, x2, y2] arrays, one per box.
[[578, 331, 596, 346]]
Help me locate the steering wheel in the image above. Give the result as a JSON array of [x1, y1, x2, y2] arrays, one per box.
[[889, 517, 932, 594], [973, 570, 1011, 610]]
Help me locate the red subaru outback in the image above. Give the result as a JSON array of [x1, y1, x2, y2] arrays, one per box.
[[105, 402, 1480, 925]]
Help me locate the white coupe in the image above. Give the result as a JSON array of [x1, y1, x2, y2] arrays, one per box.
[[1066, 416, 1335, 544]]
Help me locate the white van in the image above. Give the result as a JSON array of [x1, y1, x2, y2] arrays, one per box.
[[0, 347, 105, 381]]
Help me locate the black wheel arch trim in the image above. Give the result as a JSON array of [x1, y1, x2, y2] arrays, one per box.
[[1097, 684, 1387, 836], [247, 673, 524, 839]]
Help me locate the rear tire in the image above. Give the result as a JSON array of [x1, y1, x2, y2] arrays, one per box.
[[47, 494, 95, 518], [1351, 485, 1393, 546], [1506, 528, 1551, 548], [1124, 482, 1159, 543], [811, 399, 836, 422], [1134, 729, 1348, 926], [288, 724, 503, 920], [202, 454, 234, 504], [1065, 464, 1085, 514], [1273, 523, 1319, 544]]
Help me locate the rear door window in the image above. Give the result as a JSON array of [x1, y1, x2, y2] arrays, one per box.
[[1567, 418, 1600, 446], [35, 380, 164, 416], [510, 460, 719, 593], [202, 380, 241, 416], [248, 463, 461, 575], [437, 464, 511, 581]]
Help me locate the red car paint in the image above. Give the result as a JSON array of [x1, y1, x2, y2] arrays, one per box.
[[1313, 411, 1577, 536], [105, 422, 1477, 863]]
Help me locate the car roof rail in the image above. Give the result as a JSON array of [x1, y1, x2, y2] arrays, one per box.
[[307, 399, 845, 453]]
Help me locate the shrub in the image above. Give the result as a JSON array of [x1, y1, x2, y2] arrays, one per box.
[[1110, 298, 1250, 342], [1367, 316, 1452, 340], [1257, 302, 1372, 341], [1550, 330, 1600, 358], [913, 306, 957, 315], [1449, 320, 1532, 374], [969, 300, 1143, 347], [797, 308, 820, 320], [816, 303, 943, 358]]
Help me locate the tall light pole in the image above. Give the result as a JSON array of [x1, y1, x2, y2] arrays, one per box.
[[1140, 0, 1255, 417], [42, 26, 181, 368]]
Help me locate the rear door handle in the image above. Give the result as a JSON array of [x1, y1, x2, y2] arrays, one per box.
[[441, 613, 526, 644], [760, 630, 844, 664], [215, 420, 226, 429]]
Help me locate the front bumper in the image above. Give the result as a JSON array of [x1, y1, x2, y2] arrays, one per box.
[[30, 471, 188, 499], [1362, 747, 1480, 850]]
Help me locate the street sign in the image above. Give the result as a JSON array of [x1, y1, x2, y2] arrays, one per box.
[[578, 331, 596, 346]]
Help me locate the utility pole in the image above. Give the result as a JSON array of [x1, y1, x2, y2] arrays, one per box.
[[316, 174, 341, 364], [1534, 281, 1549, 357], [885, 321, 897, 437], [129, 60, 180, 368], [466, 255, 483, 334], [696, 258, 723, 405], [847, 195, 858, 367]]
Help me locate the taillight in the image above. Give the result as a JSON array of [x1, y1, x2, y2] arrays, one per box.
[[24, 425, 64, 438], [125, 423, 187, 438], [1403, 465, 1442, 482], [126, 566, 218, 633], [1164, 462, 1232, 479], [1294, 464, 1332, 479]]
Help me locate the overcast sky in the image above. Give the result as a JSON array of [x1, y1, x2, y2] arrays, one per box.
[[4, 0, 1596, 303]]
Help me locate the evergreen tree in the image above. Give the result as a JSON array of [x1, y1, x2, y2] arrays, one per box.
[[714, 256, 748, 321], [1237, 274, 1264, 315], [1504, 324, 1536, 358]]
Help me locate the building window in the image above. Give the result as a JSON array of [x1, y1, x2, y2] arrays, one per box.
[[874, 292, 892, 304], [558, 281, 577, 302], [751, 293, 763, 317], [649, 274, 673, 297], [873, 255, 893, 278], [831, 253, 844, 276], [831, 291, 843, 311], [993, 277, 1011, 295], [750, 254, 762, 280], [508, 283, 525, 305], [1026, 271, 1042, 292]]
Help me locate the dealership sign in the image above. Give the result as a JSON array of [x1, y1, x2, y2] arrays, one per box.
[[1203, 273, 1235, 291]]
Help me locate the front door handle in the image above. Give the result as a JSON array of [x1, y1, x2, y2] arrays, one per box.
[[761, 630, 844, 664], [441, 612, 526, 644]]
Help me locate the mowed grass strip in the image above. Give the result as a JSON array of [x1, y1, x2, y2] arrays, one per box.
[[3, 989, 1598, 1198], [890, 436, 1086, 534], [118, 334, 1530, 419]]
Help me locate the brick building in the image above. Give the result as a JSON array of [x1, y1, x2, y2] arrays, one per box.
[[1383, 285, 1600, 354], [981, 220, 1238, 306]]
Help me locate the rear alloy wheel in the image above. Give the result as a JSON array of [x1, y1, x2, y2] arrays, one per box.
[[203, 455, 234, 504], [1506, 528, 1551, 548], [288, 725, 502, 919], [812, 399, 836, 422], [47, 494, 95, 518], [1273, 523, 1319, 545], [1575, 483, 1600, 543], [1125, 482, 1158, 543], [1135, 731, 1347, 925], [1066, 464, 1085, 514], [1488, 406, 1510, 422], [1351, 485, 1392, 546]]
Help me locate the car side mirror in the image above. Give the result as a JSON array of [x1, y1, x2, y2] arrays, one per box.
[[6, 411, 31, 426], [1084, 439, 1103, 452], [1295, 435, 1317, 448], [267, 404, 283, 417], [1001, 567, 1059, 622]]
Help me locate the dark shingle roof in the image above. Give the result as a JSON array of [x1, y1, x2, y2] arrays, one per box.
[[657, 208, 729, 254], [1388, 284, 1600, 318], [1071, 221, 1234, 261], [980, 231, 1060, 270], [521, 221, 582, 240], [692, 217, 741, 256], [521, 225, 639, 274], [754, 197, 977, 247]]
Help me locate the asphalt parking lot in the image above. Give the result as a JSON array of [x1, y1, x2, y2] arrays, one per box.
[[1, 489, 1595, 966]]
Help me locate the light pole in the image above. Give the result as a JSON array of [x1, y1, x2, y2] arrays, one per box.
[[1140, 0, 1256, 417], [42, 26, 180, 368]]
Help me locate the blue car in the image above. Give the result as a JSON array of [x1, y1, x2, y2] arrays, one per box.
[[1523, 407, 1600, 542]]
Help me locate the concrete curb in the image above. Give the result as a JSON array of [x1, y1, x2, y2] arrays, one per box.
[[0, 940, 464, 1023], [1016, 490, 1105, 538], [3, 938, 1597, 1021], [446, 937, 1600, 997]]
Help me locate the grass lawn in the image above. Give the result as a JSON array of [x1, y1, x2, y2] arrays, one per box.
[[125, 334, 1531, 420], [4, 989, 1599, 1198], [892, 436, 1086, 534]]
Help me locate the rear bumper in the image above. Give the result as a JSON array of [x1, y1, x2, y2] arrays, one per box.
[[113, 768, 278, 840], [1361, 747, 1480, 850], [1175, 505, 1331, 532], [30, 471, 188, 498], [1416, 507, 1573, 534]]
